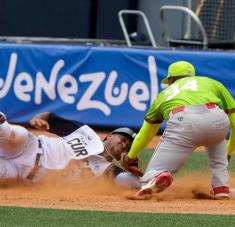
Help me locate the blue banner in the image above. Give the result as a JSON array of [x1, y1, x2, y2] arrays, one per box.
[[0, 43, 234, 128]]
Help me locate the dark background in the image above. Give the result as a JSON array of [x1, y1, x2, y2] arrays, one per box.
[[0, 0, 138, 39], [0, 0, 233, 48]]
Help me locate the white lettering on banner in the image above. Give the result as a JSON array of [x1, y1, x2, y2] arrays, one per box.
[[129, 81, 149, 111], [77, 72, 111, 115], [35, 60, 63, 104], [14, 72, 33, 101], [0, 53, 160, 115], [105, 71, 128, 106], [57, 74, 78, 104], [0, 53, 17, 98]]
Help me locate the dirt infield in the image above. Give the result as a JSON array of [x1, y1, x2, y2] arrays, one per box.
[[0, 173, 235, 215], [0, 129, 234, 215]]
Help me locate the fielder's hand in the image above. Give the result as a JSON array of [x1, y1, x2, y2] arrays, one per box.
[[120, 153, 143, 177], [30, 117, 50, 130]]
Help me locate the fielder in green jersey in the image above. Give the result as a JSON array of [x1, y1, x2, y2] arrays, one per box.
[[146, 76, 235, 123], [121, 61, 235, 199]]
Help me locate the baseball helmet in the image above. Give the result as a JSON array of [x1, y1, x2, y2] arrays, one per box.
[[111, 127, 136, 140], [162, 61, 195, 84]]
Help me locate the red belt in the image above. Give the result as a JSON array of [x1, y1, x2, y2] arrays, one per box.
[[172, 103, 216, 115]]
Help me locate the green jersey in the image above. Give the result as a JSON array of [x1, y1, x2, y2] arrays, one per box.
[[145, 76, 235, 123]]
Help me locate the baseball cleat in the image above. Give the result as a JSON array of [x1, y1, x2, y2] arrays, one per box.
[[137, 171, 173, 197], [210, 186, 230, 199], [0, 112, 6, 125]]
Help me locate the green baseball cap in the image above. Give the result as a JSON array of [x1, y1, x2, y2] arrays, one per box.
[[162, 61, 195, 84]]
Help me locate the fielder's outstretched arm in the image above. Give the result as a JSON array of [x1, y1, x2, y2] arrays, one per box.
[[128, 120, 160, 159]]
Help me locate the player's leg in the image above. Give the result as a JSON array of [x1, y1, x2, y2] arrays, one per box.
[[206, 140, 229, 198], [114, 172, 141, 189], [138, 139, 195, 195], [139, 121, 196, 195], [0, 112, 29, 158], [0, 157, 18, 179], [138, 111, 199, 196], [201, 108, 230, 198], [138, 106, 229, 196]]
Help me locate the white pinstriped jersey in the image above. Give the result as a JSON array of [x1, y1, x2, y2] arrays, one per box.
[[0, 113, 140, 189], [0, 122, 112, 183]]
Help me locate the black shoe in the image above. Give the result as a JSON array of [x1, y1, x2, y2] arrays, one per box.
[[0, 112, 6, 125]]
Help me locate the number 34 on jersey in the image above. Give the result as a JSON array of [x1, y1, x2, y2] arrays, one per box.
[[164, 78, 198, 101]]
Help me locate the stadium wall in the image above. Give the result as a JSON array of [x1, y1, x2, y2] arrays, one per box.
[[0, 43, 234, 129]]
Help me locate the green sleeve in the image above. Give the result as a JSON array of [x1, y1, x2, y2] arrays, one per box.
[[128, 120, 160, 159], [227, 112, 235, 155], [216, 81, 235, 112], [144, 96, 164, 124], [215, 81, 235, 155]]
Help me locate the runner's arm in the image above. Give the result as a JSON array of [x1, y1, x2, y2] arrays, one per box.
[[30, 112, 84, 137]]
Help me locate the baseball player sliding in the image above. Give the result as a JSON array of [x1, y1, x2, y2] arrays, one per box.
[[0, 111, 141, 188], [121, 61, 235, 199]]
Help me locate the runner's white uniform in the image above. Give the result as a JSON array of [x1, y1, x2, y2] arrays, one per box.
[[0, 113, 140, 188]]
